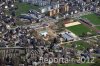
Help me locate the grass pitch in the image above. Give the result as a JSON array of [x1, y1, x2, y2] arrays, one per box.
[[81, 13, 100, 25], [66, 24, 94, 36]]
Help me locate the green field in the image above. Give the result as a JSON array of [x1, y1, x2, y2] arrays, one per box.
[[66, 24, 94, 36], [74, 41, 90, 50], [58, 63, 90, 66], [15, 2, 40, 16], [81, 13, 100, 25], [96, 26, 100, 30], [63, 41, 90, 50]]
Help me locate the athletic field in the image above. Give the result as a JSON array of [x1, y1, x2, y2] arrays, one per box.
[[66, 24, 94, 36], [81, 13, 100, 25]]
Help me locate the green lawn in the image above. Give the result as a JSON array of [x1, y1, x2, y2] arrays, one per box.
[[58, 63, 90, 66], [81, 13, 100, 25], [63, 41, 90, 50], [15, 2, 40, 16], [74, 41, 90, 50], [62, 41, 89, 50], [96, 26, 100, 30], [66, 24, 94, 36]]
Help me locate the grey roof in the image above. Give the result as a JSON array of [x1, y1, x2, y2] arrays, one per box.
[[61, 32, 73, 41]]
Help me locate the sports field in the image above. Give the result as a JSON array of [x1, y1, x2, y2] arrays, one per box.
[[81, 13, 100, 25], [66, 24, 94, 36]]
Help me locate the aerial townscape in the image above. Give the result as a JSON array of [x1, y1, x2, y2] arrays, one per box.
[[0, 0, 100, 66]]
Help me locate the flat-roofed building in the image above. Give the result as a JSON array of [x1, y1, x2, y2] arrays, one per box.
[[61, 32, 74, 41]]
